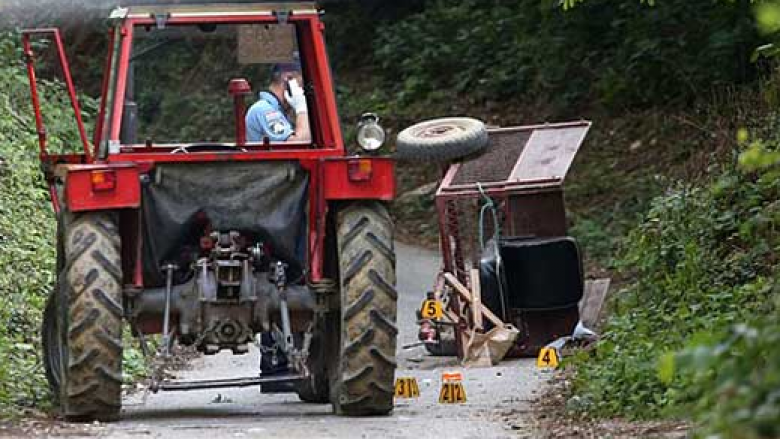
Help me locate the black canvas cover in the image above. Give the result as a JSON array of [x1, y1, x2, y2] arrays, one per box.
[[481, 236, 584, 312], [500, 236, 583, 310], [141, 161, 309, 287]]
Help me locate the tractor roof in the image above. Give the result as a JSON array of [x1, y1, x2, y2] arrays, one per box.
[[114, 2, 318, 19]]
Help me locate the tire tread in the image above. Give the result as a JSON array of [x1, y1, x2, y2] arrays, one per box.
[[60, 212, 124, 422], [331, 202, 397, 416]]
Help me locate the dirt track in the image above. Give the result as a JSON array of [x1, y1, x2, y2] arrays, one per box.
[[20, 243, 547, 438]]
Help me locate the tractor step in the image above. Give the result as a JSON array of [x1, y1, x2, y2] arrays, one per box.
[[153, 373, 306, 392]]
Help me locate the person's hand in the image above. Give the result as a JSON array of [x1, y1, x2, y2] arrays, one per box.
[[284, 79, 308, 114]]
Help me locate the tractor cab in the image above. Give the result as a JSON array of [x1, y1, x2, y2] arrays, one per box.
[[108, 3, 338, 152]]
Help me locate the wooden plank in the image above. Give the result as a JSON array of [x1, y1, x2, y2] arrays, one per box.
[[444, 309, 460, 324], [444, 273, 504, 327], [579, 278, 611, 330], [510, 125, 589, 184], [469, 268, 484, 331]]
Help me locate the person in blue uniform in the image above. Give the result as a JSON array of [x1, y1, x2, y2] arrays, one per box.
[[246, 62, 311, 143]]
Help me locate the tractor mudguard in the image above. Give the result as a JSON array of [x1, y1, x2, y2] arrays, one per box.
[[58, 163, 141, 212], [322, 157, 395, 201]]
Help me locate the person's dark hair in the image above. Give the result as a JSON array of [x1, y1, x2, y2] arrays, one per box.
[[270, 70, 284, 85], [270, 62, 302, 84]]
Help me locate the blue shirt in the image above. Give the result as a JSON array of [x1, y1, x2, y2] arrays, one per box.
[[246, 91, 294, 142]]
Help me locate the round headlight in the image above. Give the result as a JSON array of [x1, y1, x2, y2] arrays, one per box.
[[356, 113, 386, 152]]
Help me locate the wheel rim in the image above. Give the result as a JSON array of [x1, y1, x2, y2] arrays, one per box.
[[414, 123, 465, 139]]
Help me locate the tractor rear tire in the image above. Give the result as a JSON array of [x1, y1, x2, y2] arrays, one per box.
[[42, 284, 63, 402], [396, 117, 489, 163], [296, 327, 331, 403], [330, 202, 398, 416], [59, 212, 124, 422], [42, 213, 68, 404]]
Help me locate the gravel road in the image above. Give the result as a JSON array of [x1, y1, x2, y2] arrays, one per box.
[[29, 242, 546, 438]]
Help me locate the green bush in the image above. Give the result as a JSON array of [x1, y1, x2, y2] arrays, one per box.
[[568, 124, 779, 434], [675, 300, 780, 438], [0, 34, 97, 417]]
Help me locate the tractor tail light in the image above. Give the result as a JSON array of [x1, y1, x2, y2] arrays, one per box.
[[347, 159, 372, 182], [91, 170, 116, 191]]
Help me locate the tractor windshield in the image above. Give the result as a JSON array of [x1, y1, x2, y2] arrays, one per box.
[[124, 23, 308, 145]]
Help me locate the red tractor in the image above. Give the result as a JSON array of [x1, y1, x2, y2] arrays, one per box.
[[22, 2, 401, 421]]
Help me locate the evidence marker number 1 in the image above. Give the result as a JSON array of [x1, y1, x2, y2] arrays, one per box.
[[394, 377, 420, 399]]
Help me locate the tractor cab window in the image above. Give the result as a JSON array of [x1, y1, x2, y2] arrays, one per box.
[[124, 23, 311, 146]]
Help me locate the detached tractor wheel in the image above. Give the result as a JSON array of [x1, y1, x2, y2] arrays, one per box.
[[395, 117, 489, 163], [46, 211, 124, 422], [330, 202, 398, 416]]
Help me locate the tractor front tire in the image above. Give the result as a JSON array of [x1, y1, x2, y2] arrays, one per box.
[[59, 212, 124, 421], [331, 202, 398, 416]]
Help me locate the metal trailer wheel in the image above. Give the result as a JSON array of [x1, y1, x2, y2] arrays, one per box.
[[395, 117, 489, 163], [330, 202, 398, 416], [50, 211, 124, 422]]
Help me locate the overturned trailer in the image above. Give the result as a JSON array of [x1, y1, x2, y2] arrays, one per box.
[[425, 121, 591, 358]]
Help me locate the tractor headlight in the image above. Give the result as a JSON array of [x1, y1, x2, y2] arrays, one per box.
[[356, 113, 386, 152]]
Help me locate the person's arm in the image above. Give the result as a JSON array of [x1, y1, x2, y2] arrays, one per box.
[[289, 112, 311, 142], [285, 79, 312, 142]]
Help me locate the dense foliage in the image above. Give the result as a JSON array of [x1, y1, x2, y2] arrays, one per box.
[[0, 35, 149, 417], [0, 35, 91, 415], [568, 117, 780, 435], [558, 3, 780, 436], [372, 0, 759, 111]]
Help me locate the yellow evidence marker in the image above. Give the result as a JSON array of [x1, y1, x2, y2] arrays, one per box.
[[536, 347, 560, 369], [438, 371, 467, 404], [394, 377, 420, 399], [420, 299, 444, 319]]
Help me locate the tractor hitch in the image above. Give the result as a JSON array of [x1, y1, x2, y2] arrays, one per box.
[[150, 373, 307, 393]]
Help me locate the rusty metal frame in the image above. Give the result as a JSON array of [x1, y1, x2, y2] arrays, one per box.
[[433, 121, 591, 358], [21, 28, 93, 161]]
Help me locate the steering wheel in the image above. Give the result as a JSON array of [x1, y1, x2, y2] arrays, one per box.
[[171, 143, 248, 154]]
